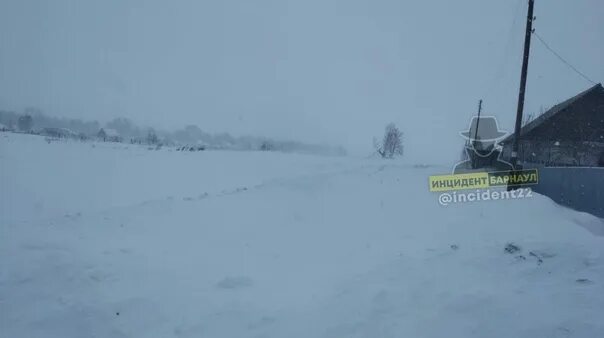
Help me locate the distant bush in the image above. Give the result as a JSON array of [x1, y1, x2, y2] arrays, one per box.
[[260, 141, 273, 151]]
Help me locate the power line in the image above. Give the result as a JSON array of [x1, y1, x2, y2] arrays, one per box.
[[533, 31, 597, 85], [482, 0, 525, 99]]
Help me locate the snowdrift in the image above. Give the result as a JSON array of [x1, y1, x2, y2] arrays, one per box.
[[1, 132, 603, 338]]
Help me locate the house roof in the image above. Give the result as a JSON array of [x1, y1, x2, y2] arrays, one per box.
[[502, 83, 604, 143]]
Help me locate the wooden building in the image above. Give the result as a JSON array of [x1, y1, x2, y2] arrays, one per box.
[[501, 83, 604, 167]]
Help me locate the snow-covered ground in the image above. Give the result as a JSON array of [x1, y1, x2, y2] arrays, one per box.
[[1, 132, 603, 338]]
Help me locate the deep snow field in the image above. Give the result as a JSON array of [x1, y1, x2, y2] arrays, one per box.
[[1, 132, 604, 338]]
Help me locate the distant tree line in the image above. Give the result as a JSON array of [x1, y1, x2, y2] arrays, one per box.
[[0, 108, 347, 156]]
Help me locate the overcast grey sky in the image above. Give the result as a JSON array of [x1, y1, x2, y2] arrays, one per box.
[[1, 0, 602, 162]]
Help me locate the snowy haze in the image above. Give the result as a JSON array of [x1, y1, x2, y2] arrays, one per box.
[[1, 0, 603, 162]]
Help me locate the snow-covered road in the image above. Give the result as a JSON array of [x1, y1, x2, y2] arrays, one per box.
[[1, 133, 603, 338]]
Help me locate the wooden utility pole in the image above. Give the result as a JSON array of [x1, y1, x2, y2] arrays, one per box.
[[474, 99, 483, 142], [510, 0, 535, 168], [471, 99, 483, 168]]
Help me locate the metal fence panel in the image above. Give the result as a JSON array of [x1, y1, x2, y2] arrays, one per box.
[[528, 166, 604, 218]]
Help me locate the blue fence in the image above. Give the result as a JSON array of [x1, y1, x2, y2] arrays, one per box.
[[526, 165, 604, 218]]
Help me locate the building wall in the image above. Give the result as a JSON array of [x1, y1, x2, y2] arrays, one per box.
[[504, 140, 604, 167], [501, 85, 604, 167]]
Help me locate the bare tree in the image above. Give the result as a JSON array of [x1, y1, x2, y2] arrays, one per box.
[[522, 113, 535, 127], [375, 123, 403, 158]]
